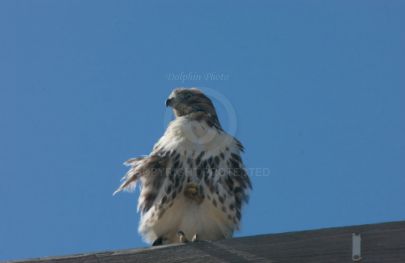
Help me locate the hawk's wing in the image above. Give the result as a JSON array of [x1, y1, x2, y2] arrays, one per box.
[[114, 153, 169, 213]]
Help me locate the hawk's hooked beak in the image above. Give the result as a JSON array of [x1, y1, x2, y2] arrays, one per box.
[[165, 98, 174, 107]]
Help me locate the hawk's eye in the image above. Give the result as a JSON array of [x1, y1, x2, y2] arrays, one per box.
[[182, 93, 193, 100]]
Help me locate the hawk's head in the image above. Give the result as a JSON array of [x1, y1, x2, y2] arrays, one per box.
[[166, 88, 219, 122]]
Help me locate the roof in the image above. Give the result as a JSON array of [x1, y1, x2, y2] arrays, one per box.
[[7, 221, 405, 263]]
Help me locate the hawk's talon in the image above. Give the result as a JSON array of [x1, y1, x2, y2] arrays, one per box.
[[177, 230, 189, 243], [184, 183, 204, 204], [184, 184, 198, 195], [152, 236, 163, 246]]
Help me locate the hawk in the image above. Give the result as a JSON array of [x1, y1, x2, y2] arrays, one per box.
[[114, 88, 251, 245]]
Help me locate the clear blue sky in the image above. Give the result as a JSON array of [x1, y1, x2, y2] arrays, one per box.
[[1, 0, 404, 260]]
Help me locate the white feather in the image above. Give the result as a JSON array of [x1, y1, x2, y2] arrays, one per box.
[[139, 116, 244, 244]]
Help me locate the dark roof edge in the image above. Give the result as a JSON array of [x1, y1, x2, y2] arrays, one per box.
[[5, 220, 405, 263]]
